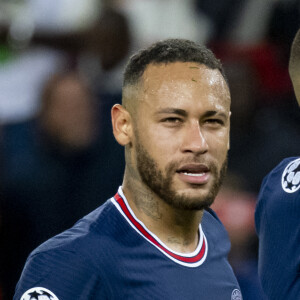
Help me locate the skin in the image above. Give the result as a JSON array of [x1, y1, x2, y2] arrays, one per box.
[[289, 28, 300, 105], [112, 62, 231, 253]]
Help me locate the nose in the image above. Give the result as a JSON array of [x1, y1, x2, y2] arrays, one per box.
[[180, 121, 208, 154]]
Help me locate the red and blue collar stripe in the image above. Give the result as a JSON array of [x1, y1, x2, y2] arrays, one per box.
[[111, 187, 208, 268]]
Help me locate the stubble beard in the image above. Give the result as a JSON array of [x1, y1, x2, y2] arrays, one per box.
[[135, 139, 228, 211]]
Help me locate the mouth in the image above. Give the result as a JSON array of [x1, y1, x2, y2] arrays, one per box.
[[176, 164, 210, 185]]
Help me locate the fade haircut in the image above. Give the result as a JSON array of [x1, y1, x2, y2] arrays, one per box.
[[123, 38, 227, 89]]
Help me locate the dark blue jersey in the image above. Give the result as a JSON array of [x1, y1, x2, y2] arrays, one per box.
[[255, 157, 300, 299], [14, 187, 242, 300]]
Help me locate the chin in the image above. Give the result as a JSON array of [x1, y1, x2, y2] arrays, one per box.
[[163, 189, 215, 211]]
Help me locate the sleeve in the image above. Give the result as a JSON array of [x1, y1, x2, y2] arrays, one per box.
[[13, 249, 109, 300], [255, 157, 300, 299]]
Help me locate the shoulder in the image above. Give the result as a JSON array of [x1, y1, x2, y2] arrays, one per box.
[[14, 247, 109, 300], [255, 157, 300, 227], [202, 208, 231, 254], [14, 199, 119, 299], [203, 207, 226, 229], [255, 155, 300, 224], [32, 198, 125, 260], [260, 157, 300, 193], [255, 157, 300, 298]]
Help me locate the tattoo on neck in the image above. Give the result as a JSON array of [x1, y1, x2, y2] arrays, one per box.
[[133, 187, 162, 220]]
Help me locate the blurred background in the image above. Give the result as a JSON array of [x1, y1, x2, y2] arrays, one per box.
[[0, 0, 300, 299]]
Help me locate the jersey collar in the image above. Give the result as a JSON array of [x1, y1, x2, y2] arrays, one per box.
[[112, 186, 208, 268]]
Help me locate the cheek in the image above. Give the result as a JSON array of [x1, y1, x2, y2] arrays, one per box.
[[206, 131, 229, 159], [152, 126, 180, 149], [137, 125, 178, 161]]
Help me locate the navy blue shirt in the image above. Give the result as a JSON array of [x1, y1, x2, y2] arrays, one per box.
[[14, 187, 242, 300], [255, 157, 300, 299]]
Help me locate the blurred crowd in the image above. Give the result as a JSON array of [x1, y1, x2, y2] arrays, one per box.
[[0, 0, 300, 299]]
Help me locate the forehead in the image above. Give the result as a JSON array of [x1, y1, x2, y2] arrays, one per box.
[[139, 62, 230, 110]]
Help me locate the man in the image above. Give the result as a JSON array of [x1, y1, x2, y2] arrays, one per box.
[[14, 39, 242, 300], [255, 28, 300, 299]]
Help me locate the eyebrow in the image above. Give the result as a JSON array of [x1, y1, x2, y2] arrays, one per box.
[[203, 110, 228, 119], [156, 109, 228, 119], [156, 108, 188, 117]]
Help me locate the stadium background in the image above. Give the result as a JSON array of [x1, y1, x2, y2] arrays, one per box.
[[0, 0, 299, 299]]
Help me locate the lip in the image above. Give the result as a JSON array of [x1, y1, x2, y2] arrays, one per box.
[[176, 164, 210, 185]]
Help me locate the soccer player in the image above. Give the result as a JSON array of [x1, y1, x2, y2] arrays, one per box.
[[14, 39, 242, 300], [255, 28, 300, 299]]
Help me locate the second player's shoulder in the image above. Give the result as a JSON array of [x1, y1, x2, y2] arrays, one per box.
[[263, 157, 300, 188], [255, 157, 300, 229], [277, 157, 300, 193], [258, 156, 300, 199]]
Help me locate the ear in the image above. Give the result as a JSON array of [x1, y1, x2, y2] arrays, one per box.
[[111, 104, 132, 146]]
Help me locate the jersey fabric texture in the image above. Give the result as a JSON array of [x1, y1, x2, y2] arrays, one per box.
[[14, 187, 242, 300], [255, 157, 300, 299]]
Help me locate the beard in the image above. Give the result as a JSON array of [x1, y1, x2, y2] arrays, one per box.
[[135, 140, 227, 211]]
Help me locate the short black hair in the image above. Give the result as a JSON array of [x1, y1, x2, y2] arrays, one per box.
[[123, 38, 227, 87]]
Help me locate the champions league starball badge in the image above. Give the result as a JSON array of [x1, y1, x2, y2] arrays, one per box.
[[21, 287, 59, 300], [231, 289, 243, 300], [282, 158, 300, 193]]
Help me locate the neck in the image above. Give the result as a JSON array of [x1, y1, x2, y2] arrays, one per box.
[[122, 168, 204, 253]]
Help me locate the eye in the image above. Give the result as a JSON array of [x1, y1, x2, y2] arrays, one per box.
[[205, 119, 224, 126], [160, 117, 184, 127], [161, 117, 183, 123]]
